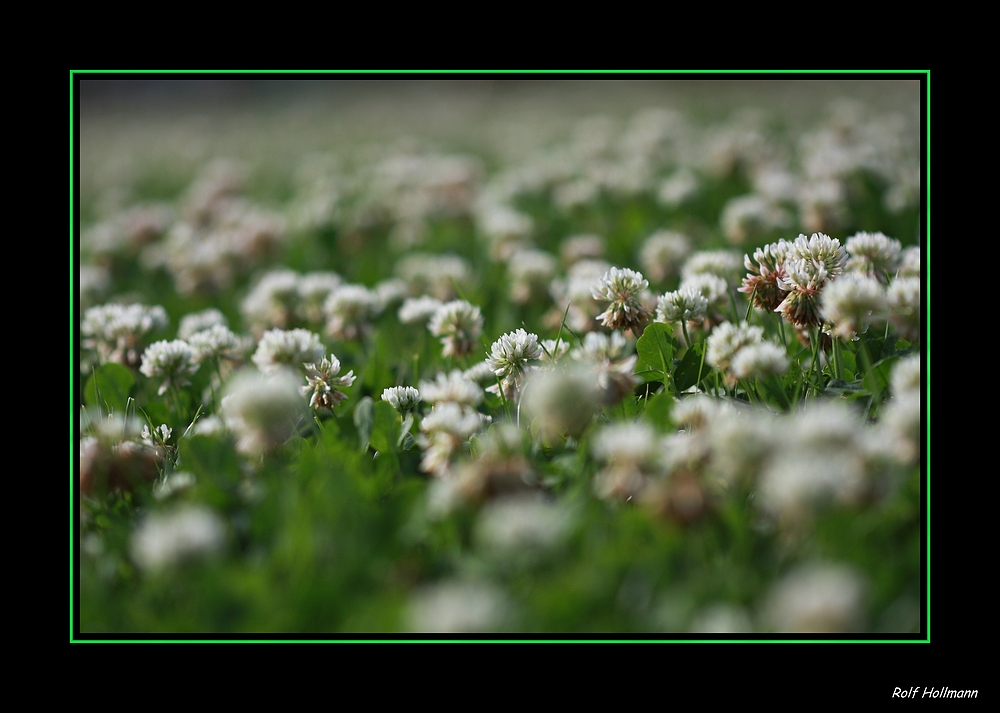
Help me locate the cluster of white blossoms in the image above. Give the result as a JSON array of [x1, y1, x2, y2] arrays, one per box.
[[639, 230, 691, 284], [486, 329, 542, 400], [428, 300, 484, 358], [419, 370, 483, 407], [302, 356, 355, 411], [569, 331, 639, 405], [324, 284, 381, 341], [130, 504, 226, 573], [381, 385, 421, 412], [220, 368, 306, 455], [820, 273, 887, 340], [398, 295, 444, 325], [252, 328, 325, 373], [418, 402, 486, 477], [140, 339, 200, 395], [82, 303, 169, 367], [591, 267, 651, 333], [655, 287, 708, 325], [844, 231, 902, 282]]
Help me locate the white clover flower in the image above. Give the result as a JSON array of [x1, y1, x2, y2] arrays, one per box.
[[395, 252, 472, 301], [418, 402, 484, 477], [739, 239, 795, 312], [671, 394, 733, 432], [252, 328, 325, 373], [381, 385, 421, 412], [572, 331, 627, 363], [640, 230, 691, 283], [678, 273, 730, 310], [658, 168, 700, 207], [507, 249, 558, 304], [296, 271, 343, 324], [486, 329, 542, 400], [559, 234, 605, 265], [407, 580, 510, 633], [427, 300, 483, 358], [419, 370, 484, 407], [729, 342, 789, 380], [591, 267, 651, 332], [681, 250, 743, 282], [188, 323, 249, 364], [788, 232, 848, 279], [324, 284, 380, 341], [845, 231, 902, 282], [591, 422, 657, 465], [463, 360, 497, 385], [763, 563, 867, 633], [398, 295, 444, 325], [82, 303, 169, 366], [886, 277, 921, 342], [656, 288, 708, 324], [539, 338, 571, 363], [890, 354, 921, 398], [897, 246, 920, 278], [221, 368, 307, 455], [130, 504, 225, 573], [374, 277, 409, 311], [821, 273, 886, 340], [720, 194, 792, 244], [140, 339, 200, 395], [475, 494, 572, 558], [520, 365, 601, 441], [302, 356, 355, 410], [705, 322, 764, 373], [240, 268, 300, 332], [178, 308, 228, 340]]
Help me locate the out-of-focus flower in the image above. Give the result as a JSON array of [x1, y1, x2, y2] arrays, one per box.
[[407, 580, 510, 633], [821, 274, 886, 340], [178, 308, 228, 340], [221, 368, 307, 455], [507, 249, 557, 305], [706, 322, 764, 375], [324, 284, 380, 341], [520, 365, 600, 442], [131, 504, 226, 573], [428, 300, 484, 359], [591, 267, 651, 333], [82, 303, 169, 368], [302, 356, 355, 411], [140, 339, 200, 395], [419, 370, 483, 407], [640, 230, 691, 284], [398, 295, 444, 325], [886, 277, 921, 343], [252, 328, 325, 374], [763, 562, 867, 633], [845, 231, 902, 282], [418, 402, 484, 477], [729, 342, 789, 380]]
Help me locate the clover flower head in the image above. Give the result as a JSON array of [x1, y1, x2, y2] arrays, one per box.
[[240, 269, 301, 332], [681, 250, 742, 282], [890, 354, 921, 398], [486, 329, 542, 399], [640, 230, 691, 283], [679, 273, 730, 309], [507, 249, 558, 305], [656, 288, 708, 324], [428, 300, 483, 358], [130, 504, 226, 573], [188, 323, 249, 364], [399, 295, 444, 325], [821, 274, 886, 340], [789, 233, 847, 279], [764, 563, 866, 633], [418, 402, 484, 477], [302, 355, 355, 411], [706, 321, 764, 373], [463, 360, 498, 385], [845, 231, 902, 282], [252, 328, 325, 373], [539, 338, 571, 364], [729, 342, 789, 380], [178, 308, 228, 340], [82, 303, 169, 366], [324, 284, 380, 341], [739, 239, 795, 312], [886, 277, 921, 343], [591, 267, 651, 332], [382, 385, 421, 412], [221, 367, 306, 455], [898, 247, 920, 278], [140, 339, 200, 395], [296, 271, 343, 324], [419, 370, 484, 407]]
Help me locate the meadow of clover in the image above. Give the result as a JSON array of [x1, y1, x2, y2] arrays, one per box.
[[75, 79, 924, 635]]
